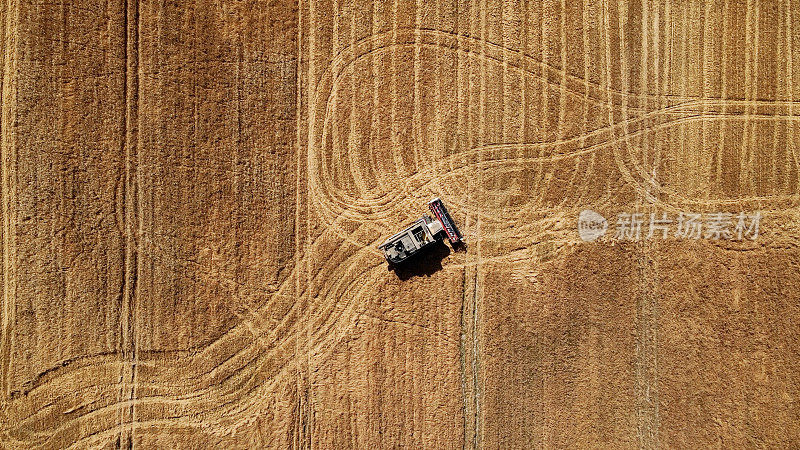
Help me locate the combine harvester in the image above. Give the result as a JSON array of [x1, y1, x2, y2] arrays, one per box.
[[378, 198, 464, 265]]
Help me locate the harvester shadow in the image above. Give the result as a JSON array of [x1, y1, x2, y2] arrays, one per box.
[[450, 241, 468, 253], [389, 240, 451, 280]]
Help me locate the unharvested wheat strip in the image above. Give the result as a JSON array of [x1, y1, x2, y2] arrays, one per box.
[[494, 0, 506, 199], [555, 0, 577, 210], [479, 0, 487, 166], [332, 1, 345, 201], [344, 0, 368, 197], [400, 0, 420, 182], [678, 1, 688, 194], [657, 0, 671, 188], [371, 1, 388, 195], [560, 1, 589, 209], [653, 1, 663, 188], [465, 0, 477, 174], [700, 0, 714, 199], [390, 0, 406, 180], [601, 0, 614, 191], [413, 1, 423, 172], [780, 0, 792, 193], [335, 0, 351, 196], [500, 0, 507, 147], [640, 0, 649, 177], [780, 2, 794, 194], [687, 2, 701, 197], [750, 0, 760, 196], [501, 0, 515, 146], [742, 0, 754, 195], [520, 0, 530, 199], [616, 0, 634, 183], [580, 0, 601, 208], [432, 0, 443, 190], [787, 0, 799, 194], [456, 2, 466, 178], [534, 1, 550, 203], [597, 0, 615, 208], [646, 0, 658, 192], [716, 0, 730, 187], [773, 1, 785, 193], [580, 0, 590, 147], [621, 0, 640, 174], [441, 0, 459, 176], [576, 0, 594, 205], [344, 12, 374, 199]]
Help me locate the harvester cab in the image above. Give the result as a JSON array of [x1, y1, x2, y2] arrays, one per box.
[[378, 198, 463, 265]]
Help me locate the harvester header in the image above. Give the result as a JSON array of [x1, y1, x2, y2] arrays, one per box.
[[428, 197, 463, 244]]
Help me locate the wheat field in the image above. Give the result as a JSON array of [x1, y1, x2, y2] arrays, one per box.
[[1, 0, 799, 448]]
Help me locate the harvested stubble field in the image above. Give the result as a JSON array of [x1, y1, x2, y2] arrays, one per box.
[[1, 0, 800, 448]]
